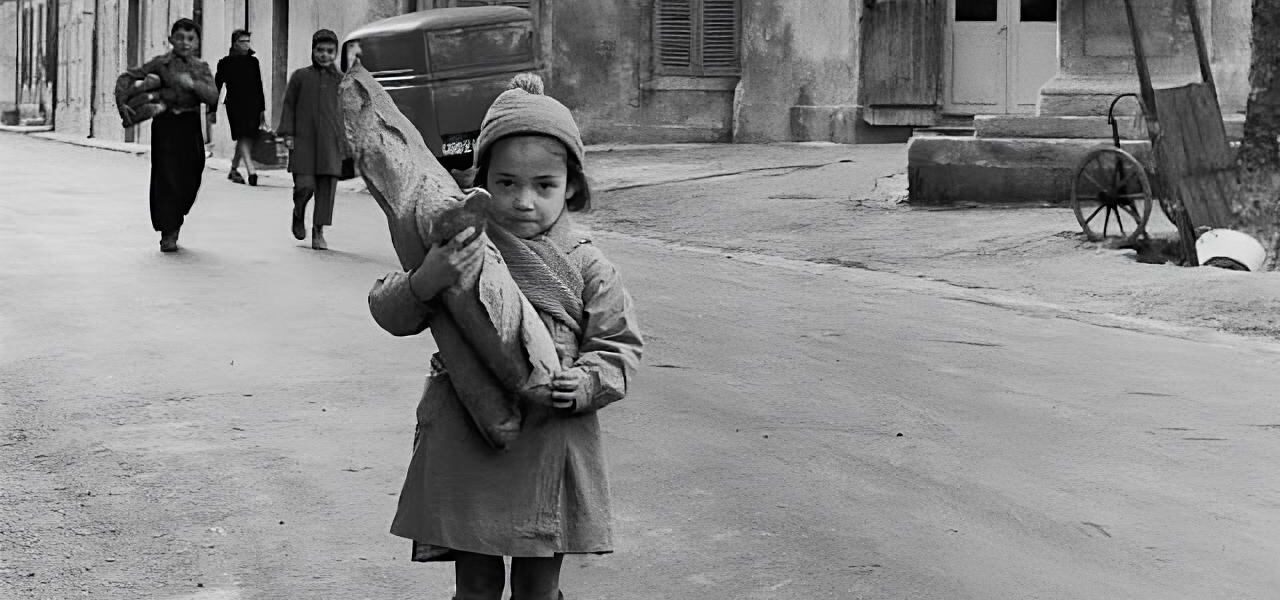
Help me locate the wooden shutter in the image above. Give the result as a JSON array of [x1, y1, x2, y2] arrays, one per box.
[[455, 0, 532, 8], [700, 0, 737, 74], [859, 0, 944, 125], [656, 0, 693, 73]]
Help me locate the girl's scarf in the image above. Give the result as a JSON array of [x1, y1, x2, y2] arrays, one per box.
[[486, 216, 585, 336]]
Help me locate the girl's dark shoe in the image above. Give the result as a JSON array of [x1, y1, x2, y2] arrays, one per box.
[[248, 173, 258, 186], [311, 226, 328, 250], [292, 206, 306, 240], [228, 169, 246, 184], [159, 230, 179, 253]]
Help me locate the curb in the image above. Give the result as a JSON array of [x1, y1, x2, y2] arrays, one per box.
[[0, 124, 53, 134], [25, 131, 151, 156]]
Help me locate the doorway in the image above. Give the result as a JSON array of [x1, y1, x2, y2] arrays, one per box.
[[270, 0, 288, 126], [125, 0, 143, 142], [945, 0, 1057, 115]]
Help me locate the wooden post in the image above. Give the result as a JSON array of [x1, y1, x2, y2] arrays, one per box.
[[1185, 0, 1218, 98], [1123, 0, 1158, 125]]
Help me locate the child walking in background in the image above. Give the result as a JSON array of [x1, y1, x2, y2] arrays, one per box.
[[214, 29, 266, 186], [367, 75, 644, 600], [278, 29, 345, 250], [119, 18, 218, 253]]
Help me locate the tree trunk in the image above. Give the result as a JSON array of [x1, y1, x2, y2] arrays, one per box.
[[1233, 0, 1280, 268]]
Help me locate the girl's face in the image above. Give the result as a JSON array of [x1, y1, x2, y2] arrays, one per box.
[[234, 35, 252, 53], [313, 42, 337, 67], [170, 29, 200, 57], [485, 135, 577, 239]]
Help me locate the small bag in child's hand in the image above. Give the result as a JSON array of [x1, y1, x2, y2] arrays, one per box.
[[339, 158, 357, 181]]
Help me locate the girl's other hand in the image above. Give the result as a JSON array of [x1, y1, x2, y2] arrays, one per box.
[[551, 367, 591, 410], [174, 72, 195, 89], [410, 226, 484, 302]]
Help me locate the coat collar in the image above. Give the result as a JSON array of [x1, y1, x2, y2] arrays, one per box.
[[526, 211, 584, 252]]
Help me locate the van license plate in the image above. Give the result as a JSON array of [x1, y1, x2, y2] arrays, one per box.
[[442, 133, 477, 157]]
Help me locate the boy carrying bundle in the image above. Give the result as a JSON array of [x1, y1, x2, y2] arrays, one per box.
[[115, 18, 218, 253]]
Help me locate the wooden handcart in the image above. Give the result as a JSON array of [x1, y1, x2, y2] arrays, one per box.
[[1069, 0, 1238, 265]]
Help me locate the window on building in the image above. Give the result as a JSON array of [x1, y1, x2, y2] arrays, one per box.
[[955, 0, 997, 21], [1020, 0, 1056, 22], [453, 0, 533, 8], [655, 0, 740, 77]]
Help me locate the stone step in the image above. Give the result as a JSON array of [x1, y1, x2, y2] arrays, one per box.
[[907, 134, 1243, 206], [974, 114, 1245, 141]]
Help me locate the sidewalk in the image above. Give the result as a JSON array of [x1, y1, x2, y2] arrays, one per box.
[[11, 129, 868, 195]]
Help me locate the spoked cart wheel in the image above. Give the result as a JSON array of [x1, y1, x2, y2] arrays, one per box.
[[1070, 146, 1154, 243]]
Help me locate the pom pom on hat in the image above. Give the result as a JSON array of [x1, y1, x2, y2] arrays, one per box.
[[507, 73, 545, 95], [473, 73, 584, 171]]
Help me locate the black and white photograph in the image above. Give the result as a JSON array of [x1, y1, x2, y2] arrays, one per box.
[[3, 0, 1280, 598]]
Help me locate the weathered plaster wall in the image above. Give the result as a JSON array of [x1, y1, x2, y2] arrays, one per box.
[[550, 0, 734, 144], [1, 0, 18, 113], [54, 0, 94, 135], [734, 0, 860, 143], [285, 0, 400, 79], [1043, 0, 1251, 116], [1210, 0, 1250, 115]]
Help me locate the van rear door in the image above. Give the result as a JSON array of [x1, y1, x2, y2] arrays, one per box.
[[425, 19, 539, 164]]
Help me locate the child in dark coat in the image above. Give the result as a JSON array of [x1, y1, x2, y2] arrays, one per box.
[[120, 18, 218, 253], [278, 29, 346, 250]]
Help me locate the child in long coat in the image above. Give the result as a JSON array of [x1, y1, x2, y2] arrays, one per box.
[[368, 76, 643, 600], [278, 29, 345, 250]]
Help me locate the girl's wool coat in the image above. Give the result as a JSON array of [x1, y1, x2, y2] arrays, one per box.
[[369, 220, 643, 559]]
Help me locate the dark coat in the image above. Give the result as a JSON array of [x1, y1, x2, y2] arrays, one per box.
[[277, 64, 346, 176], [214, 51, 266, 140]]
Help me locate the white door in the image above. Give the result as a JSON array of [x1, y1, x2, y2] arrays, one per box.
[[947, 0, 1058, 115]]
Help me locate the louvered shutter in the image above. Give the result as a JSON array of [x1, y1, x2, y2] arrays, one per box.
[[455, 0, 532, 8], [700, 0, 737, 74], [656, 0, 694, 74]]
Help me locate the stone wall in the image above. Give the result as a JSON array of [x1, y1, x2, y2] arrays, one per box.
[[734, 0, 861, 143], [0, 0, 17, 115], [549, 0, 736, 144], [1041, 0, 1251, 116]]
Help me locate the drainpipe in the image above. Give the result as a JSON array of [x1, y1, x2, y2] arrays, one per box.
[[48, 0, 58, 129], [89, 0, 98, 136], [14, 0, 21, 118]]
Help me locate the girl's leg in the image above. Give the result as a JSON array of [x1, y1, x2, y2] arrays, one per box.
[[453, 551, 506, 600], [509, 554, 565, 600], [312, 175, 336, 227], [228, 139, 245, 183], [292, 174, 315, 241], [310, 175, 336, 249], [238, 139, 257, 177]]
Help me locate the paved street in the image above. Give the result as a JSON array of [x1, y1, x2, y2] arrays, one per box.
[[4, 133, 1280, 600]]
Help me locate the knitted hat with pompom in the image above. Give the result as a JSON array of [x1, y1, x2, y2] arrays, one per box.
[[472, 73, 585, 171]]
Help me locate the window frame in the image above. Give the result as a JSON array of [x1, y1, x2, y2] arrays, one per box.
[[653, 0, 741, 78]]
